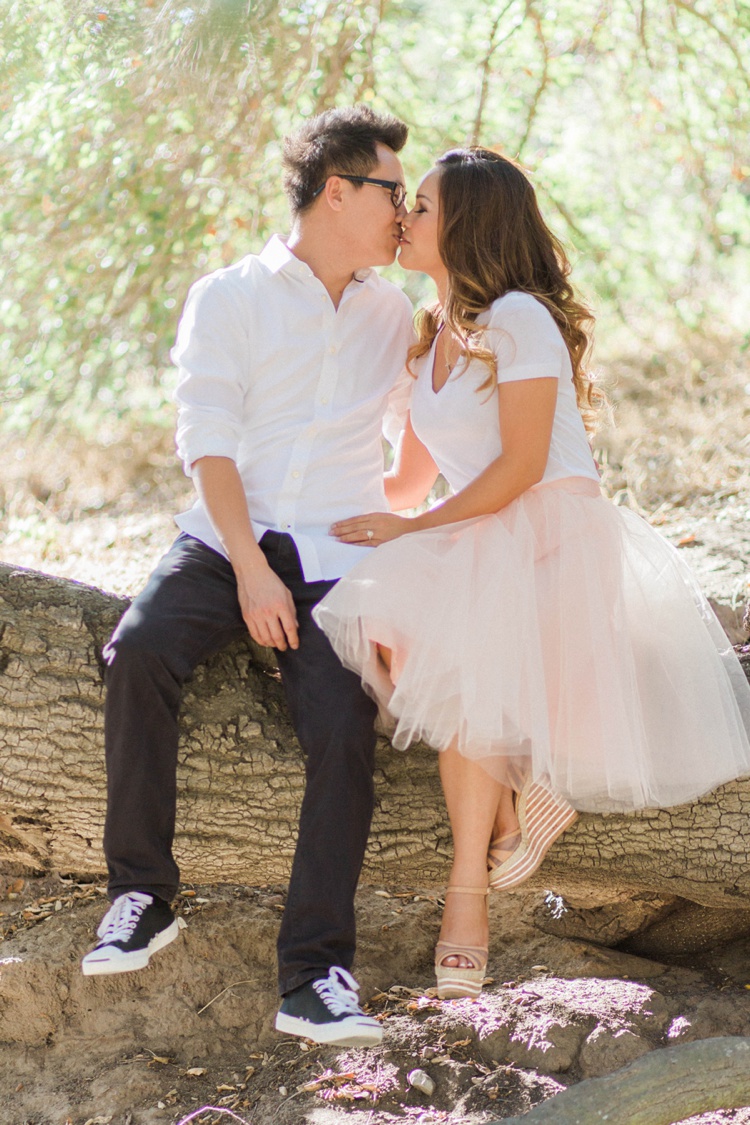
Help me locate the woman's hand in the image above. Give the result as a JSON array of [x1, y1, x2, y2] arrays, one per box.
[[330, 512, 412, 546]]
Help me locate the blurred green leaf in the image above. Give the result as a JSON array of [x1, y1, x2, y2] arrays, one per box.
[[1, 0, 748, 430]]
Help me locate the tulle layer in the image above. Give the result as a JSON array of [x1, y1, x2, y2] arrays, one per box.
[[313, 478, 750, 812]]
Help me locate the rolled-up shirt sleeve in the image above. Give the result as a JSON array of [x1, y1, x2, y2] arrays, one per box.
[[171, 275, 250, 476]]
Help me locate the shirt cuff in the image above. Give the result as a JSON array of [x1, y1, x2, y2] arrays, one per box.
[[176, 429, 240, 476]]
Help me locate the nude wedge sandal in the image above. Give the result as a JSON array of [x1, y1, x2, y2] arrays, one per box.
[[488, 779, 577, 891], [487, 826, 522, 875], [434, 886, 489, 1000], [486, 789, 521, 878]]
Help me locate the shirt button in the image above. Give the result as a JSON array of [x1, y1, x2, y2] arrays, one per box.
[[282, 522, 291, 530], [320, 397, 329, 405], [292, 471, 300, 479], [328, 345, 336, 354]]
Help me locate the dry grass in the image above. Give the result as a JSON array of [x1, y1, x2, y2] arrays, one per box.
[[595, 335, 750, 517], [0, 422, 192, 595]]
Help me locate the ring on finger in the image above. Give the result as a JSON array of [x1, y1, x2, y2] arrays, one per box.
[[366, 529, 374, 540]]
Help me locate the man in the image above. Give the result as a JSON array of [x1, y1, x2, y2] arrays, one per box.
[[81, 106, 415, 1048]]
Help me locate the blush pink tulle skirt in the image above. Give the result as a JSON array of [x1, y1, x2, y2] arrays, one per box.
[[313, 477, 750, 812]]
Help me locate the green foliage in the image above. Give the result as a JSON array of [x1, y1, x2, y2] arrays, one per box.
[[1, 0, 749, 429]]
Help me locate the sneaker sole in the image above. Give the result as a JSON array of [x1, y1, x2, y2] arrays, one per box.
[[275, 1010, 383, 1047], [81, 918, 182, 976]]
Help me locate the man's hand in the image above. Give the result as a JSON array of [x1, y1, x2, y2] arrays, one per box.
[[191, 457, 299, 651], [235, 556, 299, 651], [330, 512, 411, 546]]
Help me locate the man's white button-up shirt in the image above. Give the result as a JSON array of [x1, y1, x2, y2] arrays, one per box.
[[171, 235, 415, 581]]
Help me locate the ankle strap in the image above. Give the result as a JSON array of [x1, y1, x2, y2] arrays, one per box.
[[445, 885, 489, 896]]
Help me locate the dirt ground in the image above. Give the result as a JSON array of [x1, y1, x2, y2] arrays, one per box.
[[3, 875, 750, 1125]]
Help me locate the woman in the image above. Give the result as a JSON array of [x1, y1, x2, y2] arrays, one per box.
[[312, 148, 750, 1000]]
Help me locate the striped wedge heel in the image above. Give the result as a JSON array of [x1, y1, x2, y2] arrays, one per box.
[[488, 780, 578, 891]]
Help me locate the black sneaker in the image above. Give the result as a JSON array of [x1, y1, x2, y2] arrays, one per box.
[[81, 891, 182, 976], [275, 966, 382, 1047]]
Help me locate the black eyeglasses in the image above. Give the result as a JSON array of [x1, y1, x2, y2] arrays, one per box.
[[311, 175, 407, 209]]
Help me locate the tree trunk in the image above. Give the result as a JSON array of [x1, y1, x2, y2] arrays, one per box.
[[2, 562, 750, 913], [493, 1037, 750, 1125]]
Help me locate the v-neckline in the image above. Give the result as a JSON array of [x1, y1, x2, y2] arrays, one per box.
[[430, 329, 451, 396]]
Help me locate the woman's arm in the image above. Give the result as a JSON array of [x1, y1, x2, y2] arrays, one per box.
[[331, 376, 557, 545], [413, 377, 557, 529], [385, 414, 440, 512]]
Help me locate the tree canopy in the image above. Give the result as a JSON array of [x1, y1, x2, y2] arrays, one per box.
[[1, 0, 748, 428]]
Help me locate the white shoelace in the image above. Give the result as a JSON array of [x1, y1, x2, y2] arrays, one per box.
[[96, 891, 153, 942], [312, 967, 363, 1017]]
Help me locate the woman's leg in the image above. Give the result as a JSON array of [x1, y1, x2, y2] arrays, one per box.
[[378, 645, 519, 960], [438, 744, 504, 968], [488, 783, 522, 865]]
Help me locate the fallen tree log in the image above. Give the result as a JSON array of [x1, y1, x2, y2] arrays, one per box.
[[2, 562, 750, 913], [493, 1037, 750, 1125]]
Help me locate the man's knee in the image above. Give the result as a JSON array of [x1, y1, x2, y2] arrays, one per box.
[[103, 605, 187, 684], [298, 692, 377, 771]]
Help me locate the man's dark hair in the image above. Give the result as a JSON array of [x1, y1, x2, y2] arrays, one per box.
[[282, 105, 408, 216]]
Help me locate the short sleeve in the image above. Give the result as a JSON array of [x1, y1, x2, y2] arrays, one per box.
[[171, 274, 250, 476], [483, 293, 565, 385]]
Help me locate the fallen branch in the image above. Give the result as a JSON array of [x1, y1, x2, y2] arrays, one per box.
[[494, 1036, 750, 1125], [2, 562, 750, 915]]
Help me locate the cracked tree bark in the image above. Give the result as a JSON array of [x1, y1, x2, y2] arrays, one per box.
[[2, 562, 750, 917], [493, 1037, 750, 1125]]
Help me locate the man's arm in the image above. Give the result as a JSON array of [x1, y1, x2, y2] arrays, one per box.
[[192, 456, 299, 651]]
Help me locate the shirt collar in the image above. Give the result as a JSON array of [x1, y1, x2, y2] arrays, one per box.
[[352, 267, 376, 287], [259, 234, 308, 277], [259, 234, 377, 289]]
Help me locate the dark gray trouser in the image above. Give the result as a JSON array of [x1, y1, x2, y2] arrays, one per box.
[[102, 530, 378, 995]]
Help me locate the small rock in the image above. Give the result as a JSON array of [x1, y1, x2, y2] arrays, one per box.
[[667, 1015, 693, 1040], [579, 1026, 652, 1078], [672, 996, 750, 1041], [478, 1025, 510, 1064], [258, 894, 284, 907], [407, 1068, 435, 1096], [508, 1020, 588, 1074]]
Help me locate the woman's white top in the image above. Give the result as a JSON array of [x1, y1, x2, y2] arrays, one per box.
[[410, 290, 599, 492]]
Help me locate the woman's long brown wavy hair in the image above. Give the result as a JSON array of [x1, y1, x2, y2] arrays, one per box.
[[408, 148, 603, 431]]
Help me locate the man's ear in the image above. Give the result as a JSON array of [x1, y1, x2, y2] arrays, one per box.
[[323, 176, 346, 212]]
